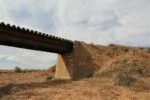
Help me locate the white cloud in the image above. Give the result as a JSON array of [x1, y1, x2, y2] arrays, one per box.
[[56, 0, 150, 45], [0, 0, 149, 69]]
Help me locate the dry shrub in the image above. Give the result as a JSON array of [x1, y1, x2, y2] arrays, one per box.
[[1, 96, 10, 100], [45, 76, 72, 85], [14, 67, 22, 73], [143, 48, 150, 53], [132, 79, 150, 91], [113, 73, 136, 87], [0, 84, 27, 100], [109, 44, 116, 47], [46, 76, 54, 82], [10, 85, 26, 94]]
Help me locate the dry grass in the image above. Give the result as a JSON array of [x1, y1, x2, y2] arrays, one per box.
[[0, 43, 150, 100]]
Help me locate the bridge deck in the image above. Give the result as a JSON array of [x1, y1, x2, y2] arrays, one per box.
[[0, 22, 73, 54]]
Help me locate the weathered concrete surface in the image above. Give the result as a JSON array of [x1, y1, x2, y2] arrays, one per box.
[[55, 41, 99, 80], [55, 53, 74, 79]]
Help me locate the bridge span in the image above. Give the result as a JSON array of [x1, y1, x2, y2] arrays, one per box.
[[0, 22, 73, 54], [0, 22, 96, 80]]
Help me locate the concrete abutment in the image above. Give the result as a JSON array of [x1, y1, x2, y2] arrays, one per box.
[[55, 41, 98, 80]]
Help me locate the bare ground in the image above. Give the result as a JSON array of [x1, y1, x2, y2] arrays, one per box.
[[0, 44, 150, 100], [0, 74, 150, 100]]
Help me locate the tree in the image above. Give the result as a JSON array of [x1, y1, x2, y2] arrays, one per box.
[[14, 66, 22, 73]]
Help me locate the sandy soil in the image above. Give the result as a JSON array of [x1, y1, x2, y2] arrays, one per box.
[[0, 74, 150, 100], [0, 43, 150, 100]]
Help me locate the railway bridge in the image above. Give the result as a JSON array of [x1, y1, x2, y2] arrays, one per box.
[[0, 22, 96, 80]]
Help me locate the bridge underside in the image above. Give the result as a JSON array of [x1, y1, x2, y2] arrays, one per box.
[[0, 22, 73, 54]]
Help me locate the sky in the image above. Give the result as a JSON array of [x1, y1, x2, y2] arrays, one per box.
[[0, 0, 150, 69]]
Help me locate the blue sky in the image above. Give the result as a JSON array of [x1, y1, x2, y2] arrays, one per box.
[[0, 0, 150, 69]]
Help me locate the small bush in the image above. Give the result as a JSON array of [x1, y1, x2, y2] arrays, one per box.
[[14, 67, 22, 73], [113, 73, 136, 87], [22, 69, 39, 73], [109, 44, 116, 47], [46, 76, 54, 82], [143, 48, 150, 53], [10, 85, 26, 94]]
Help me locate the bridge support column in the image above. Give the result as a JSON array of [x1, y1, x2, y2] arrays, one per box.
[[55, 53, 74, 79], [55, 41, 98, 80]]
